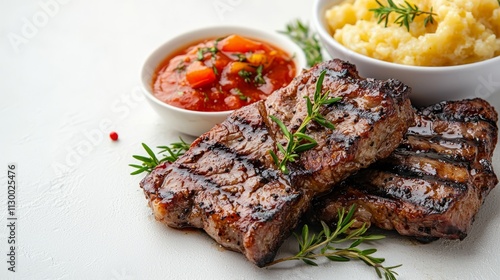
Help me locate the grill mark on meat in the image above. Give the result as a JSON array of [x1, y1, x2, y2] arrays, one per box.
[[350, 170, 467, 213], [371, 163, 469, 192], [312, 98, 498, 240], [329, 102, 383, 125], [140, 59, 414, 266], [379, 151, 470, 183], [165, 159, 297, 223], [393, 149, 470, 168], [421, 99, 498, 127], [172, 140, 282, 203], [409, 120, 496, 143], [399, 135, 478, 162]]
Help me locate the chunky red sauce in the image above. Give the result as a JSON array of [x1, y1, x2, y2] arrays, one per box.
[[152, 34, 297, 112]]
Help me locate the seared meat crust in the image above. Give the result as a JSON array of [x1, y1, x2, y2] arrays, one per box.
[[313, 98, 498, 240], [266, 60, 414, 192], [140, 59, 414, 266]]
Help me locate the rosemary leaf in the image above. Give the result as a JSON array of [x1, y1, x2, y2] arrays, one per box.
[[129, 138, 190, 175], [142, 143, 159, 164], [132, 155, 155, 163], [327, 255, 350, 262], [294, 142, 318, 153]]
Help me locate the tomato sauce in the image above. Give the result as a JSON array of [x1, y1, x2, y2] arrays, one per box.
[[152, 34, 297, 112]]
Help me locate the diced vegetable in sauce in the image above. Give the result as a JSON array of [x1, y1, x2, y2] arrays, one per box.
[[153, 34, 297, 112]]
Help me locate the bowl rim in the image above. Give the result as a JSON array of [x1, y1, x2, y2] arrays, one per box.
[[312, 0, 500, 72], [141, 25, 308, 116]]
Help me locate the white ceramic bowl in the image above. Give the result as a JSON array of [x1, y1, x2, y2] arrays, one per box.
[[313, 0, 500, 106], [141, 26, 307, 136]]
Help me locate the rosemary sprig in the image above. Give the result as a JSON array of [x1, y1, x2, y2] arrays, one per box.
[[266, 205, 401, 280], [129, 138, 190, 175], [370, 0, 436, 31], [279, 19, 323, 67], [269, 70, 341, 174]]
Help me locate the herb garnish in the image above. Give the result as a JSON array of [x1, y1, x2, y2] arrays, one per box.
[[370, 0, 436, 31], [233, 88, 249, 101], [280, 20, 323, 67], [266, 205, 401, 280], [238, 69, 252, 83], [238, 66, 266, 86], [254, 65, 265, 85], [174, 61, 186, 73], [197, 38, 222, 61], [212, 66, 219, 76], [129, 138, 190, 175], [233, 53, 247, 62], [269, 70, 341, 174]]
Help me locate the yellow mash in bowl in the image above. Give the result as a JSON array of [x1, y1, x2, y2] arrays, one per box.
[[326, 0, 500, 66]]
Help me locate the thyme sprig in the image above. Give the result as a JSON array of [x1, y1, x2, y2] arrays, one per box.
[[370, 0, 436, 31], [266, 205, 401, 280], [129, 138, 190, 175], [279, 19, 323, 67], [269, 70, 341, 174]]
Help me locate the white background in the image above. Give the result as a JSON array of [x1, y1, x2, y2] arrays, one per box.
[[1, 0, 499, 279]]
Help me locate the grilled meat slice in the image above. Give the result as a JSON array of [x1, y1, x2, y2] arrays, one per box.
[[265, 60, 414, 192], [140, 59, 414, 266], [312, 98, 498, 240], [142, 101, 309, 267]]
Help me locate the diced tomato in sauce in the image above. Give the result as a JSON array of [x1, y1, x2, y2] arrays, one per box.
[[152, 34, 296, 112]]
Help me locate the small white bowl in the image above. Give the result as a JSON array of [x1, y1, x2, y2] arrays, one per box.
[[313, 0, 500, 106], [141, 26, 307, 136]]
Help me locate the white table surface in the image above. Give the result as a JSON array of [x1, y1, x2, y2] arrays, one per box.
[[1, 1, 500, 279]]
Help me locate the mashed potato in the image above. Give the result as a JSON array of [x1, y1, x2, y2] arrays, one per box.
[[326, 0, 500, 66]]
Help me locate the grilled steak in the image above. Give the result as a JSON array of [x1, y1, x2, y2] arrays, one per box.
[[312, 98, 498, 241], [140, 59, 414, 266]]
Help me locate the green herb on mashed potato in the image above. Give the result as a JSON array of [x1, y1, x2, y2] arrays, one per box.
[[370, 0, 436, 31]]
